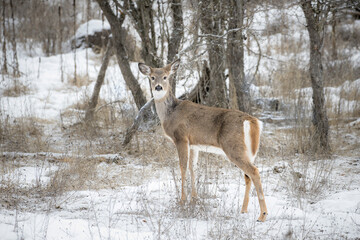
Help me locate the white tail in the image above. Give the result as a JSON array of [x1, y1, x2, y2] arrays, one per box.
[[139, 60, 268, 222]]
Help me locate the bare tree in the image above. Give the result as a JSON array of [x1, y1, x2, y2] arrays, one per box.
[[199, 0, 227, 108], [58, 5, 64, 82], [85, 40, 113, 122], [123, 0, 162, 67], [1, 0, 8, 75], [120, 0, 184, 144], [96, 0, 147, 110], [73, 0, 77, 85], [301, 0, 330, 153], [167, 0, 184, 94], [226, 0, 251, 113], [9, 0, 19, 77]]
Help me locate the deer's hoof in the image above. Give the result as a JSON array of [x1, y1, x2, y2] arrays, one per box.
[[257, 212, 268, 222]]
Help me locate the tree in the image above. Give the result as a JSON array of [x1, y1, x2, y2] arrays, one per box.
[[167, 0, 184, 94], [199, 0, 227, 108], [125, 0, 162, 67], [121, 0, 183, 95], [96, 0, 147, 110], [1, 0, 8, 75], [301, 0, 330, 153], [9, 0, 19, 77], [119, 0, 184, 144], [85, 40, 113, 122], [226, 0, 251, 113]]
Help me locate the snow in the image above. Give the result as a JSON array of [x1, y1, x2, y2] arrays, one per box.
[[0, 48, 148, 120], [0, 156, 359, 239], [75, 19, 110, 38], [1, 3, 360, 240]]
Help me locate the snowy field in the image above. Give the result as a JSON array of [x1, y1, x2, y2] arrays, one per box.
[[0, 151, 359, 239], [1, 4, 360, 240]]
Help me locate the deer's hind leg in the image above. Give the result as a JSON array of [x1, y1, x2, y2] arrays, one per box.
[[241, 174, 251, 213], [224, 146, 268, 222], [246, 163, 268, 222]]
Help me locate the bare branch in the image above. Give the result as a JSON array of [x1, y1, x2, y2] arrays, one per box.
[[122, 98, 156, 146]]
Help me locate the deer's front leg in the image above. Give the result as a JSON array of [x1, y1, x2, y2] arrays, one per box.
[[175, 140, 189, 204]]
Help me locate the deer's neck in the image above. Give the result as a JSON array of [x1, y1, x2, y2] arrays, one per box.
[[154, 91, 179, 124]]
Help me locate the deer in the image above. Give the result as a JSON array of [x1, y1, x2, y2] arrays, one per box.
[[138, 59, 268, 222]]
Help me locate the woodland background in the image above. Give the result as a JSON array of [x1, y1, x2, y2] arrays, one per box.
[[0, 0, 359, 239]]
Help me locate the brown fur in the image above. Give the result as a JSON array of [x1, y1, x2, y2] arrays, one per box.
[[138, 60, 268, 222]]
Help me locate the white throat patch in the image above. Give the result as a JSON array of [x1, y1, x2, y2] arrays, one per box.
[[153, 90, 167, 100]]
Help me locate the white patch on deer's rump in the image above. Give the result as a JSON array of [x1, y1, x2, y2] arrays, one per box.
[[243, 120, 255, 163], [258, 119, 263, 135]]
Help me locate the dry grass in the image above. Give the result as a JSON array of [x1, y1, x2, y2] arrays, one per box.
[[323, 59, 360, 87], [2, 81, 31, 97], [67, 74, 93, 87], [272, 62, 310, 98], [281, 155, 334, 208], [0, 116, 49, 153], [271, 36, 306, 56], [262, 13, 289, 36]]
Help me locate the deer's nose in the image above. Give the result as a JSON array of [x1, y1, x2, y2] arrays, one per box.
[[155, 85, 163, 91]]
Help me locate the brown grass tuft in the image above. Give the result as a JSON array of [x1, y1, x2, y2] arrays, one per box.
[[0, 116, 48, 153], [67, 74, 93, 87], [2, 81, 31, 97]]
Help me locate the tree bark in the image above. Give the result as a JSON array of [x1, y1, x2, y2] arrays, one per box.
[[331, 9, 337, 60], [178, 61, 211, 103], [167, 0, 184, 95], [85, 40, 113, 122], [73, 0, 77, 85], [9, 0, 19, 77], [199, 0, 227, 108], [226, 0, 251, 113], [127, 0, 161, 67], [301, 0, 330, 153], [1, 0, 8, 75], [96, 0, 147, 110]]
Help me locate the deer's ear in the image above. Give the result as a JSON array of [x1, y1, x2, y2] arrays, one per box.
[[170, 59, 180, 74], [138, 63, 151, 75]]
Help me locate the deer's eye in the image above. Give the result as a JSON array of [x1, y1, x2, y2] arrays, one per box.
[[163, 76, 167, 80], [151, 76, 155, 80]]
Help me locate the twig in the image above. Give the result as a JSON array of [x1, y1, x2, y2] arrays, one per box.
[[94, 100, 124, 113], [248, 31, 262, 80]]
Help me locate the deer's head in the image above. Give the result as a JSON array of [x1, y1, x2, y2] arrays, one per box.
[[138, 59, 180, 100]]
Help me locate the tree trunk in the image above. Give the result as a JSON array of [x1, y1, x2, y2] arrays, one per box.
[[226, 0, 250, 113], [301, 0, 330, 153], [199, 0, 227, 108], [73, 0, 77, 85], [178, 61, 211, 103], [1, 0, 8, 75], [96, 0, 147, 110], [128, 0, 161, 67], [331, 9, 337, 60], [85, 40, 113, 122], [58, 5, 64, 82], [167, 0, 184, 95], [9, 0, 19, 77], [121, 0, 184, 146]]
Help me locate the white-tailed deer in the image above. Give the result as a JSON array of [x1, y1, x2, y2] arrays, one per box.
[[138, 60, 268, 222]]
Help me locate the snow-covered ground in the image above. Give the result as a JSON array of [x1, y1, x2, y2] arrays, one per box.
[[1, 4, 360, 240], [0, 152, 359, 240]]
